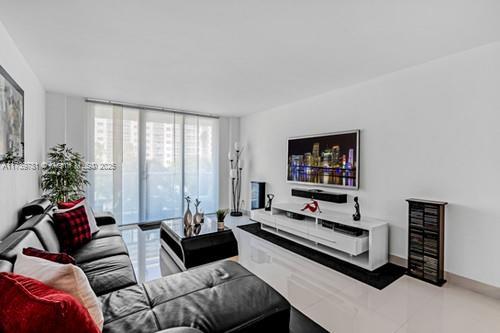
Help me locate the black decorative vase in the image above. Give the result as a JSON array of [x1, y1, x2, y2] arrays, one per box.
[[353, 196, 361, 221], [265, 194, 275, 211]]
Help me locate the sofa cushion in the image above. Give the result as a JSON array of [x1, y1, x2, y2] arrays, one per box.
[[99, 261, 290, 333], [146, 261, 290, 332], [100, 284, 152, 324], [92, 223, 122, 239], [0, 259, 13, 272], [94, 212, 117, 226], [0, 230, 45, 263], [79, 254, 137, 296], [156, 329, 204, 333], [17, 214, 61, 252], [71, 236, 128, 264]]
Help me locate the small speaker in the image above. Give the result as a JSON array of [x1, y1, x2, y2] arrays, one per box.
[[251, 181, 266, 210]]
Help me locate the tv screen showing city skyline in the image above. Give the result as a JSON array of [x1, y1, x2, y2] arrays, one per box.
[[287, 130, 359, 189]]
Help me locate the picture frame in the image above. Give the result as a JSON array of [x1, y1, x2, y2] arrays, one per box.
[[0, 65, 25, 163], [287, 129, 360, 190]]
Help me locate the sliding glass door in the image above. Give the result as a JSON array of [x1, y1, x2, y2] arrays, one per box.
[[143, 111, 183, 222], [88, 102, 219, 226]]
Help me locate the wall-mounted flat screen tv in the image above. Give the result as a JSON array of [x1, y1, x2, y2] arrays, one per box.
[[287, 130, 359, 189]]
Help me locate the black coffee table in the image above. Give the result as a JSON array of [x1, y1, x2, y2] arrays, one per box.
[[160, 216, 238, 273]]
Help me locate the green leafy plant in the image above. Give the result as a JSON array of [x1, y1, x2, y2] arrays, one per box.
[[1, 150, 16, 163], [216, 209, 228, 222], [41, 144, 89, 203]]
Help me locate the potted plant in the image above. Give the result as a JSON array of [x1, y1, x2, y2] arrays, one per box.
[[216, 209, 228, 230], [41, 144, 89, 203]]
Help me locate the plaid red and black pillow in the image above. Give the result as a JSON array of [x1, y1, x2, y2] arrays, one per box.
[[57, 197, 100, 235], [22, 247, 76, 265], [53, 205, 92, 252]]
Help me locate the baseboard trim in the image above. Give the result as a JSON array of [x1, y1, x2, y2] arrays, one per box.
[[389, 255, 500, 299], [389, 255, 407, 267], [444, 271, 500, 300]]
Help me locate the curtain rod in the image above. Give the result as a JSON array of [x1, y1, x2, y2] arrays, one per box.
[[85, 98, 220, 119]]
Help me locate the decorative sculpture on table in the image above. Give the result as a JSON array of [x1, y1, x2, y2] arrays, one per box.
[[193, 199, 203, 225], [265, 194, 275, 211], [352, 196, 361, 221], [183, 196, 193, 228], [228, 142, 244, 217], [184, 225, 193, 237], [193, 224, 201, 236], [301, 199, 322, 214]]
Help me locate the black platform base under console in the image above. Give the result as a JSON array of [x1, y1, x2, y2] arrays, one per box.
[[238, 223, 405, 290]]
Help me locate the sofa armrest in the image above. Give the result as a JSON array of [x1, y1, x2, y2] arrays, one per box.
[[156, 328, 203, 333], [94, 212, 117, 226], [21, 198, 53, 221]]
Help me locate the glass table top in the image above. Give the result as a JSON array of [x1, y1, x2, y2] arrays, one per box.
[[161, 215, 231, 240]]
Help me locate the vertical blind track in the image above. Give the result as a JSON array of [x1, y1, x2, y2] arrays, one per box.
[[85, 98, 220, 119]]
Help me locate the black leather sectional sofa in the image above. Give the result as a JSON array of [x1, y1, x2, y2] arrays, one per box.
[[0, 199, 291, 333]]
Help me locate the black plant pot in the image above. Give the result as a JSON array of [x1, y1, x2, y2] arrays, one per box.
[[230, 211, 243, 217]]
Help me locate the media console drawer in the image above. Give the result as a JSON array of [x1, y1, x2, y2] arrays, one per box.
[[274, 215, 309, 234], [309, 231, 368, 256]]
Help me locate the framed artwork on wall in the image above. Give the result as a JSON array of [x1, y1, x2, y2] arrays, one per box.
[[287, 130, 360, 190], [0, 65, 24, 163]]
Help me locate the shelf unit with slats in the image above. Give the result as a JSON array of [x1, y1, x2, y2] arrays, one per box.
[[406, 198, 447, 286]]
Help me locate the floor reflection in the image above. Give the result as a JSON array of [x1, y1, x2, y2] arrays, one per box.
[[119, 215, 252, 283], [121, 218, 500, 333], [121, 226, 161, 283]]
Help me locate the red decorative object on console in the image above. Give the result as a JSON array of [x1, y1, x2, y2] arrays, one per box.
[[0, 272, 100, 333], [301, 199, 322, 213]]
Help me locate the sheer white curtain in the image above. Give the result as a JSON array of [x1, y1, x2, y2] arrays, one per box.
[[87, 102, 219, 225]]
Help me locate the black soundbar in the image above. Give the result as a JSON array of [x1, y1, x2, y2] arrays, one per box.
[[291, 188, 347, 204]]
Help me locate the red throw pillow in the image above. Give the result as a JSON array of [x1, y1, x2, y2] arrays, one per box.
[[23, 247, 76, 265], [57, 197, 85, 209], [52, 205, 92, 252], [0, 272, 100, 333]]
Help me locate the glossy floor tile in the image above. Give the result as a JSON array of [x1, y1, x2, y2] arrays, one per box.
[[121, 217, 500, 333], [121, 226, 161, 283]]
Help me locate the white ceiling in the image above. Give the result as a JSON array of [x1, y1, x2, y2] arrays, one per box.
[[1, 0, 499, 116]]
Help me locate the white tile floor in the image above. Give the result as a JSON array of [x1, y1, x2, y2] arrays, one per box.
[[122, 217, 500, 333]]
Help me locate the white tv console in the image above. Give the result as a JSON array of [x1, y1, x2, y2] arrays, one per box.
[[250, 203, 388, 271]]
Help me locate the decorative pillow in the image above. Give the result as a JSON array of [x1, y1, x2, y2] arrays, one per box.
[[58, 197, 99, 234], [52, 204, 92, 252], [23, 247, 76, 265], [14, 253, 104, 330], [0, 272, 100, 333]]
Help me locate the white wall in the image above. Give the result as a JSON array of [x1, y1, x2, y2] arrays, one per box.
[[46, 92, 87, 156], [0, 21, 46, 239], [218, 117, 240, 210], [240, 42, 500, 288]]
